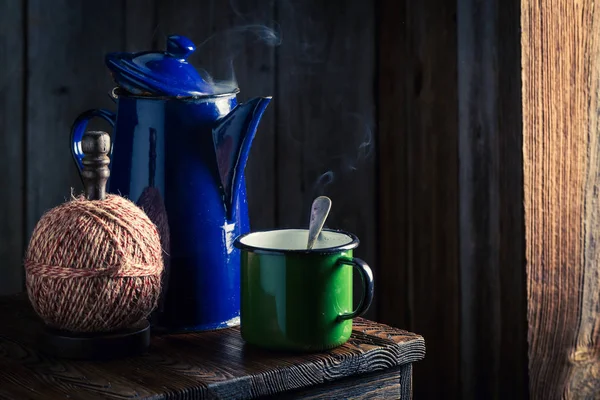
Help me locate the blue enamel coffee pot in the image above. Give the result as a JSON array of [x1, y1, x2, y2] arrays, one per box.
[[69, 35, 271, 332]]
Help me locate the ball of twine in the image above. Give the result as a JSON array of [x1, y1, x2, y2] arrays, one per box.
[[24, 193, 164, 333]]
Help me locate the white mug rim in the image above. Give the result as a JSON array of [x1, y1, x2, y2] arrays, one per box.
[[234, 228, 360, 255]]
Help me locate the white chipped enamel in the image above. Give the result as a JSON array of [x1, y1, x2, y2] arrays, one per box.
[[240, 229, 353, 250]]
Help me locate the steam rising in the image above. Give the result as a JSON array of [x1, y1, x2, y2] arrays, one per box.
[[306, 114, 374, 221], [196, 25, 281, 48], [312, 171, 335, 196], [342, 114, 374, 172], [312, 114, 374, 189], [185, 24, 281, 95], [148, 1, 374, 226]]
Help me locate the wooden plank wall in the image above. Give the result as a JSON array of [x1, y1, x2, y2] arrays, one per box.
[[26, 0, 124, 247], [153, 0, 279, 232], [378, 0, 461, 398], [0, 1, 24, 295], [378, 0, 528, 399], [7, 0, 596, 399], [457, 0, 529, 398], [0, 0, 378, 326], [275, 0, 377, 318]]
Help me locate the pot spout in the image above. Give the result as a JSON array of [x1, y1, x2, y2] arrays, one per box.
[[212, 96, 272, 220]]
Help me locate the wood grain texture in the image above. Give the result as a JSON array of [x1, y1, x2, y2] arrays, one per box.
[[155, 0, 277, 231], [276, 0, 377, 320], [0, 1, 24, 295], [378, 0, 460, 398], [0, 295, 424, 399], [457, 0, 528, 398], [522, 0, 600, 398], [400, 364, 412, 400], [265, 365, 410, 399], [26, 0, 124, 241]]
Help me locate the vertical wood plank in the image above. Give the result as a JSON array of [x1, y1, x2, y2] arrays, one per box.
[[381, 0, 530, 397], [26, 0, 124, 240], [496, 0, 529, 397], [576, 9, 600, 393], [276, 0, 377, 319], [406, 0, 460, 395], [522, 0, 600, 398], [393, 0, 460, 398], [155, 0, 277, 230], [377, 0, 409, 332], [399, 364, 413, 400], [457, 0, 528, 398], [0, 1, 24, 295]]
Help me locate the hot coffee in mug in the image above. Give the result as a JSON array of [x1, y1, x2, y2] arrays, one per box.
[[234, 229, 374, 352]]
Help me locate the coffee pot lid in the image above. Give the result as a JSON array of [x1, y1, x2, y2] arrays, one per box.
[[105, 35, 219, 97]]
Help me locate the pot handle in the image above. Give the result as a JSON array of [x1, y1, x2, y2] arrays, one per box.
[[70, 109, 117, 179], [336, 257, 374, 321]]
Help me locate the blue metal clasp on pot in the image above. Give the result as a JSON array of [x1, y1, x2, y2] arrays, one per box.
[[69, 34, 272, 332]]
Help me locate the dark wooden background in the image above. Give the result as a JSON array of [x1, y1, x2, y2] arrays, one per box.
[[3, 0, 595, 399], [0, 0, 378, 305]]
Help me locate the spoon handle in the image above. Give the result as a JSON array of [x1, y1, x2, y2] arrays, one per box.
[[307, 196, 332, 250]]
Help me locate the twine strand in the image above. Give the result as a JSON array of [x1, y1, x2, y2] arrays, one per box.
[[24, 194, 164, 333]]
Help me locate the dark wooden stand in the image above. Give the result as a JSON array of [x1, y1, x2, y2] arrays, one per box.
[[0, 295, 425, 399], [40, 319, 150, 360]]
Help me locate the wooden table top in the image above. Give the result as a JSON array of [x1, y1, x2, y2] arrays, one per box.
[[0, 294, 425, 399]]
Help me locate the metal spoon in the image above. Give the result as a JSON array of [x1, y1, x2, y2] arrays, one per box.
[[307, 196, 332, 250]]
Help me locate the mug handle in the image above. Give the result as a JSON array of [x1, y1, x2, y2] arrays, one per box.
[[336, 257, 374, 321], [70, 109, 117, 179]]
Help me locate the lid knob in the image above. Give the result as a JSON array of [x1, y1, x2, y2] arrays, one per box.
[[166, 35, 196, 60]]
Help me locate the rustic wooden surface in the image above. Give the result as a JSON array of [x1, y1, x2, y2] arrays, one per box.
[[266, 365, 412, 400], [457, 0, 529, 399], [5, 0, 590, 398], [0, 295, 425, 400], [522, 0, 600, 398], [0, 1, 24, 296], [378, 0, 460, 398]]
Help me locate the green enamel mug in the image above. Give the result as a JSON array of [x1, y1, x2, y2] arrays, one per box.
[[233, 228, 374, 352]]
